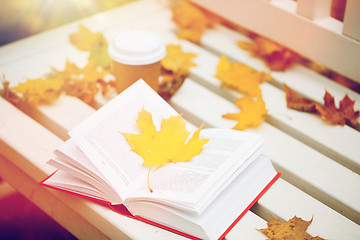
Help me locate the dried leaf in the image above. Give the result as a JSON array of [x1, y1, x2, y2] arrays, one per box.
[[55, 60, 109, 104], [121, 108, 209, 192], [238, 37, 300, 71], [284, 84, 359, 127], [223, 96, 267, 130], [1, 80, 21, 104], [171, 1, 218, 43], [159, 44, 197, 100], [259, 215, 325, 240], [161, 44, 197, 75], [316, 91, 360, 126], [284, 84, 317, 112], [12, 77, 64, 105], [215, 55, 271, 97], [69, 24, 107, 51]]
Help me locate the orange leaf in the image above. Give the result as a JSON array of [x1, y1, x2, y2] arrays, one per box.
[[284, 84, 317, 112], [215, 55, 271, 97], [259, 215, 325, 240], [171, 1, 218, 43], [238, 37, 300, 71], [284, 84, 359, 127], [316, 91, 360, 126]]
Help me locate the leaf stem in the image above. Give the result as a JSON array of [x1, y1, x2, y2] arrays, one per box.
[[147, 167, 153, 193]]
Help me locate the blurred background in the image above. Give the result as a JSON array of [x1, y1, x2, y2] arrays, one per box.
[[0, 0, 134, 46], [0, 1, 133, 239]]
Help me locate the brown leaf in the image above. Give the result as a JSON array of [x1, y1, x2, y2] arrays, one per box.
[[284, 84, 317, 112], [259, 215, 325, 240], [238, 37, 300, 71], [316, 91, 360, 126]]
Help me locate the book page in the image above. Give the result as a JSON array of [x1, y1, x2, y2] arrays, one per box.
[[126, 128, 264, 214], [69, 80, 189, 199]]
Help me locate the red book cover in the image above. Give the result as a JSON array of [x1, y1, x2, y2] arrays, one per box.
[[41, 171, 281, 240]]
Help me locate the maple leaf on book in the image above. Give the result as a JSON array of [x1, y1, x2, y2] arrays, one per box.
[[42, 79, 280, 240], [121, 108, 209, 192]]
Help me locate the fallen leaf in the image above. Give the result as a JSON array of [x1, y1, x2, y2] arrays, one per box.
[[215, 55, 271, 97], [223, 96, 267, 130], [284, 84, 317, 112], [12, 77, 64, 105], [259, 215, 325, 240], [1, 80, 21, 104], [159, 44, 197, 100], [171, 1, 218, 43], [121, 108, 209, 192], [161, 44, 197, 75], [316, 91, 360, 126], [55, 60, 110, 104], [69, 24, 107, 51], [284, 84, 359, 127], [238, 37, 300, 71]]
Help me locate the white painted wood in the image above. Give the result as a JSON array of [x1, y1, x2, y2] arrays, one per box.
[[191, 0, 360, 82], [1, 0, 360, 239], [170, 79, 360, 238], [0, 97, 188, 240], [343, 0, 360, 41], [196, 25, 360, 171], [200, 24, 360, 128], [297, 0, 332, 20]]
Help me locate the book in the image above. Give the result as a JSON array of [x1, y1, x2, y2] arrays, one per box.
[[42, 79, 281, 240]]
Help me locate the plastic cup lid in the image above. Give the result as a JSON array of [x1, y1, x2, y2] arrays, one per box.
[[108, 29, 166, 65]]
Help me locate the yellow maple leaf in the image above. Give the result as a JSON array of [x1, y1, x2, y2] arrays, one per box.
[[223, 96, 267, 130], [259, 215, 325, 240], [159, 44, 197, 100], [12, 77, 64, 105], [54, 60, 109, 104], [69, 24, 107, 51], [161, 44, 197, 75], [171, 1, 218, 43], [215, 55, 271, 97], [121, 108, 209, 192]]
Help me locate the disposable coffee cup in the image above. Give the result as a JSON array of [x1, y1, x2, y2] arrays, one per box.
[[108, 29, 166, 93]]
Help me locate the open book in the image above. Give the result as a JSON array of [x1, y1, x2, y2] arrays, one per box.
[[42, 79, 280, 240]]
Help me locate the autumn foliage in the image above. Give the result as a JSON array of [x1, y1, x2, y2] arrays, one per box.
[[238, 37, 300, 71], [259, 215, 325, 240], [285, 84, 359, 127], [171, 0, 219, 43], [121, 108, 209, 192], [215, 55, 271, 130]]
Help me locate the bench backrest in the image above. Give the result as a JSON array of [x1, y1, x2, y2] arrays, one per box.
[[191, 0, 360, 82]]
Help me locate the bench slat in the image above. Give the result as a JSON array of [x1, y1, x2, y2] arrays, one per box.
[[170, 79, 360, 238]]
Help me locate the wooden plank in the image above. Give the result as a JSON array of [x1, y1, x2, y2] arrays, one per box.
[[0, 97, 188, 240], [0, 0, 167, 66], [192, 25, 360, 173], [170, 79, 360, 238], [343, 0, 360, 41], [297, 0, 332, 20], [191, 0, 360, 82]]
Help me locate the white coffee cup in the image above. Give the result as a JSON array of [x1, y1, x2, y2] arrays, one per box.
[[108, 29, 166, 93]]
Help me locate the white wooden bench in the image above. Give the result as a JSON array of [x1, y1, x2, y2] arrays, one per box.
[[0, 0, 359, 239]]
